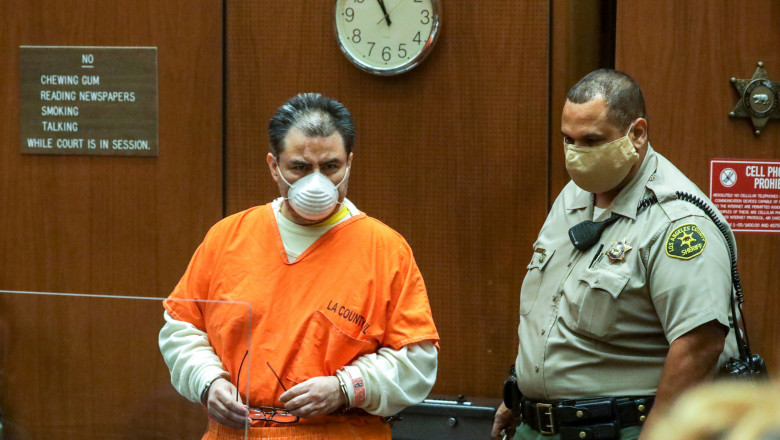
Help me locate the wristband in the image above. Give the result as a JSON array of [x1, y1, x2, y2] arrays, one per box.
[[344, 367, 366, 408]]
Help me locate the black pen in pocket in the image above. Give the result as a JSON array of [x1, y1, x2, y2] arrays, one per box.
[[589, 244, 604, 268]]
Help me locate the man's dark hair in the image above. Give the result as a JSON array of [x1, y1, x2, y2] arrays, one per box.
[[566, 69, 647, 130], [268, 93, 355, 158]]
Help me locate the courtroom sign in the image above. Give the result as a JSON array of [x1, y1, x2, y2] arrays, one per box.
[[710, 159, 780, 234], [19, 46, 158, 156]]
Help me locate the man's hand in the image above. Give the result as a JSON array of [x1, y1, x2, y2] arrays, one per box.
[[280, 375, 346, 418], [492, 402, 518, 439], [205, 378, 248, 429]]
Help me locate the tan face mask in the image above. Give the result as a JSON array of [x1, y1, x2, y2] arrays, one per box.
[[564, 124, 639, 194]]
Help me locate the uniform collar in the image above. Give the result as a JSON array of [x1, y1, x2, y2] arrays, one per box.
[[565, 144, 658, 220]]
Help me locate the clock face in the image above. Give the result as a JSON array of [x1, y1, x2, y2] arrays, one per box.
[[334, 0, 441, 76]]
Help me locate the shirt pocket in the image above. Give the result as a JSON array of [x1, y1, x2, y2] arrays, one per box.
[[567, 266, 630, 339], [519, 248, 555, 315], [286, 310, 377, 384]]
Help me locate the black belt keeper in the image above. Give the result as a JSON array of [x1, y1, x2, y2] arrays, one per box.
[[521, 395, 654, 438]]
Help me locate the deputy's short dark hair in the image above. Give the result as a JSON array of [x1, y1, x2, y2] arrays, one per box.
[[268, 93, 355, 158], [566, 69, 647, 130]]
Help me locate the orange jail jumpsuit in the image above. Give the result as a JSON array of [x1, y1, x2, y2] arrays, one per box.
[[164, 203, 439, 440]]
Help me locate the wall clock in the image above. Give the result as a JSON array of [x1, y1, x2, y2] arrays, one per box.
[[334, 0, 441, 76]]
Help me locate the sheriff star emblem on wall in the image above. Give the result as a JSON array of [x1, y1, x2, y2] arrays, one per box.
[[729, 61, 780, 136]]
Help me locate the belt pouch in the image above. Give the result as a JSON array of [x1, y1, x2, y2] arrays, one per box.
[[503, 376, 522, 413], [560, 422, 619, 440], [557, 397, 616, 425]]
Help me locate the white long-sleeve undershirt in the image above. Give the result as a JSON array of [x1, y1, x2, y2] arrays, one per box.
[[159, 311, 437, 416]]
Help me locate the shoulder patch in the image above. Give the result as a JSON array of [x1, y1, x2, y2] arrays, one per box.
[[665, 223, 707, 260]]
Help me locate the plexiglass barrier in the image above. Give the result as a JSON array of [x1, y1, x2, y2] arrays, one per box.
[[0, 290, 252, 440]]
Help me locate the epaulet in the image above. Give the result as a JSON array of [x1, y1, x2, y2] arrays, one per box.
[[656, 193, 702, 223], [646, 178, 707, 223]]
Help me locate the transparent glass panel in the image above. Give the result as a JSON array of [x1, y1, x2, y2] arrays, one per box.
[[0, 290, 251, 440]]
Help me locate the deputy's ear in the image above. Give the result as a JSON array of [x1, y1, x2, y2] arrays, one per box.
[[631, 118, 648, 146]]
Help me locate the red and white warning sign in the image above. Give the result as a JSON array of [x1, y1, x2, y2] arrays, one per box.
[[710, 159, 780, 234]]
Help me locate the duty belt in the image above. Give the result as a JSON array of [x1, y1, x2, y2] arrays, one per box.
[[521, 396, 653, 439]]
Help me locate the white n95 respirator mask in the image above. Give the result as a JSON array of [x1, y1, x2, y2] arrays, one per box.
[[277, 166, 349, 221], [564, 124, 639, 194]]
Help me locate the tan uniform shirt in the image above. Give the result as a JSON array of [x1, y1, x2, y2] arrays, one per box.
[[515, 145, 737, 400]]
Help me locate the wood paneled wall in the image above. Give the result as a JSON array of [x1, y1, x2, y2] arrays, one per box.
[[0, 0, 222, 437], [616, 1, 780, 371], [226, 2, 550, 398], [550, 0, 616, 200]]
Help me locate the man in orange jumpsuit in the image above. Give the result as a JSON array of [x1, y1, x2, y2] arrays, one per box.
[[159, 93, 440, 440]]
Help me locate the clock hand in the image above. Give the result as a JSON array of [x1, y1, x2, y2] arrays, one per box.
[[376, 0, 404, 25], [376, 0, 391, 26]]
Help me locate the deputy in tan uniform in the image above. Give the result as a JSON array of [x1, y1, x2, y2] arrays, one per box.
[[492, 69, 738, 440]]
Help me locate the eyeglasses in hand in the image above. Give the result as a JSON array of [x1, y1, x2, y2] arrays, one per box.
[[235, 351, 300, 424]]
